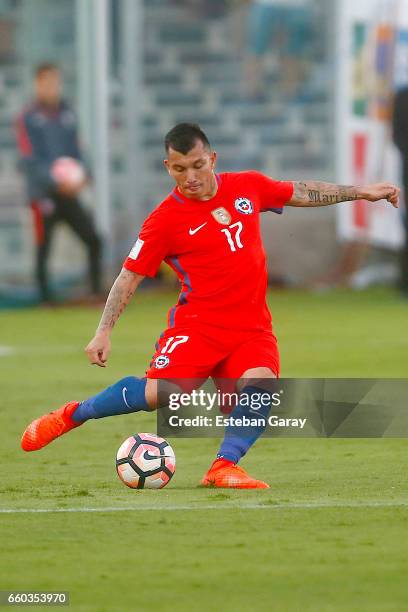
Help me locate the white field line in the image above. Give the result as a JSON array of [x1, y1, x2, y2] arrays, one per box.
[[1, 500, 408, 514], [0, 346, 15, 356]]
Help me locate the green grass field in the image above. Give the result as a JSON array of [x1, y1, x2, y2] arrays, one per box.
[[1, 288, 408, 611]]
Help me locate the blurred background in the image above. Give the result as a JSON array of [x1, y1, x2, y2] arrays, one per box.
[[0, 0, 407, 306]]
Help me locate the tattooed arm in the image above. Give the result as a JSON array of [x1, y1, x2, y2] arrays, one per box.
[[85, 268, 144, 367], [287, 181, 400, 208]]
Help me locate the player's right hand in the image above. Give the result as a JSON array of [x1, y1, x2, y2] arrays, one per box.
[[85, 333, 111, 367]]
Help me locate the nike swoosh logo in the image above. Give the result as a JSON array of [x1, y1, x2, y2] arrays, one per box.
[[122, 387, 131, 409], [189, 222, 207, 235], [249, 409, 267, 418], [143, 450, 171, 461]]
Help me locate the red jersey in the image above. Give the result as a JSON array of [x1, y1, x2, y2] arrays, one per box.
[[124, 171, 293, 332]]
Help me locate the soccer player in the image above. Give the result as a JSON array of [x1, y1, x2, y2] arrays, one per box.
[[21, 123, 400, 488]]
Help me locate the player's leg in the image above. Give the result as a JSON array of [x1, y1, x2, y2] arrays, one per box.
[[20, 376, 157, 452], [71, 376, 156, 421], [216, 367, 277, 464], [21, 327, 217, 451], [202, 368, 277, 489], [202, 331, 280, 488], [60, 196, 102, 296]]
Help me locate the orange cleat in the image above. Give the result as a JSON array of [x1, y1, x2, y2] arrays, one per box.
[[21, 401, 83, 452], [200, 458, 270, 489]]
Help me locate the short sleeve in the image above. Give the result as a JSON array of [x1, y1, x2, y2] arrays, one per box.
[[123, 208, 169, 277], [248, 171, 294, 214]]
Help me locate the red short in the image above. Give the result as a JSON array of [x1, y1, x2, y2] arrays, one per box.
[[146, 324, 280, 381]]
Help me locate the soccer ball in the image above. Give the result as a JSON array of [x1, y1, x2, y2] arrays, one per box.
[[116, 433, 176, 489], [51, 156, 86, 188]]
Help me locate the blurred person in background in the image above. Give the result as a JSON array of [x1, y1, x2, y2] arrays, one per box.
[[170, 0, 229, 18], [392, 86, 408, 297], [15, 63, 102, 305], [244, 0, 312, 99]]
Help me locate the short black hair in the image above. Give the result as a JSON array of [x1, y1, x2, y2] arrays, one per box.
[[164, 123, 211, 154], [34, 63, 59, 78]]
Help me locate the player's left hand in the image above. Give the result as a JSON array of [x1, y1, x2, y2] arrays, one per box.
[[361, 183, 400, 208]]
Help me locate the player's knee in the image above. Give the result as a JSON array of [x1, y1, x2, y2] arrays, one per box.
[[237, 367, 277, 392], [145, 378, 191, 411], [144, 378, 158, 410], [241, 366, 277, 379]]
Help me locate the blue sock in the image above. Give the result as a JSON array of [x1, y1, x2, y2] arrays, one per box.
[[72, 376, 149, 421], [217, 384, 273, 464]]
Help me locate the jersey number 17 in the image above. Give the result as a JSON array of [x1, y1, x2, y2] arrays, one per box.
[[221, 221, 243, 252]]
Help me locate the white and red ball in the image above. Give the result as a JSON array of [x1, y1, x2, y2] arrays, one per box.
[[51, 156, 86, 188], [116, 433, 176, 489]]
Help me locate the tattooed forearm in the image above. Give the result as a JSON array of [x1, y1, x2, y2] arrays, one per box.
[[291, 181, 361, 207], [96, 269, 143, 334]]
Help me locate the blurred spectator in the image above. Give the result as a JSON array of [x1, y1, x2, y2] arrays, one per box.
[[0, 18, 15, 65], [15, 63, 102, 304], [171, 0, 229, 18], [393, 86, 408, 297], [244, 0, 312, 99]]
